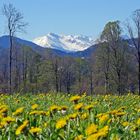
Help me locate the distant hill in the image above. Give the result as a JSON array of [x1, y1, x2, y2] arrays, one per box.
[[0, 35, 97, 58], [0, 35, 133, 60]]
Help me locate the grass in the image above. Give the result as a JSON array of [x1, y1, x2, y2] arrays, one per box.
[[0, 93, 140, 140]]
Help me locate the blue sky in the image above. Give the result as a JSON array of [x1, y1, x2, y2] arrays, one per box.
[[0, 0, 140, 40]]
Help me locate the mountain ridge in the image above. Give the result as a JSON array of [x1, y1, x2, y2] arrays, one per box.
[[0, 35, 97, 58], [33, 33, 95, 52]]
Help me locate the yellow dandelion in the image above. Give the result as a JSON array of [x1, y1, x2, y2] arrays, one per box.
[[0, 120, 7, 128], [96, 113, 104, 118], [29, 127, 42, 134], [87, 126, 109, 140], [98, 125, 109, 135], [81, 113, 89, 120], [16, 120, 29, 135], [31, 104, 38, 110], [137, 118, 140, 126], [99, 114, 109, 124], [2, 116, 15, 123], [122, 121, 129, 127], [115, 112, 126, 117], [68, 112, 79, 120], [29, 110, 46, 115], [70, 95, 81, 103], [13, 107, 24, 116], [86, 133, 99, 140], [74, 135, 83, 140], [85, 124, 98, 136], [74, 103, 83, 111], [108, 110, 119, 115], [59, 106, 68, 111], [0, 105, 7, 110], [50, 105, 60, 112], [84, 105, 93, 111], [0, 107, 8, 114], [45, 111, 50, 116], [56, 119, 67, 129], [44, 122, 48, 127]]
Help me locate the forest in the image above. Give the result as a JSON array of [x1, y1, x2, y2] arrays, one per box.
[[0, 4, 140, 95]]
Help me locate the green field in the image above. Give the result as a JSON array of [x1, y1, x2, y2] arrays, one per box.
[[0, 93, 140, 140]]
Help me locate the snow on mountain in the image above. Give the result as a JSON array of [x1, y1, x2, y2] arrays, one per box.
[[33, 33, 94, 52]]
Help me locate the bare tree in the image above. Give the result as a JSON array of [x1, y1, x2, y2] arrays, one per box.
[[126, 9, 140, 95], [2, 3, 27, 93]]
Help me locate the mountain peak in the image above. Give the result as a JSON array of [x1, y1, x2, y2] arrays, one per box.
[[33, 33, 95, 52]]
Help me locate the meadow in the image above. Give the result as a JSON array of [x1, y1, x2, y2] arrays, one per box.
[[0, 93, 140, 140]]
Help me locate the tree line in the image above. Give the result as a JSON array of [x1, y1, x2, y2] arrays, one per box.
[[0, 3, 140, 95]]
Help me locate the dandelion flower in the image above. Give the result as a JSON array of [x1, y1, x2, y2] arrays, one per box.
[[84, 105, 93, 111], [74, 135, 83, 140], [29, 127, 42, 134], [81, 113, 89, 120], [85, 124, 98, 135], [98, 114, 109, 124], [70, 95, 81, 103], [31, 104, 38, 110], [2, 116, 15, 123], [56, 119, 67, 129], [13, 107, 24, 116], [16, 120, 29, 135], [74, 103, 83, 111]]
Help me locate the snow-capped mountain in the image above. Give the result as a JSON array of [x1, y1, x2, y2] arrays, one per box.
[[33, 33, 94, 52]]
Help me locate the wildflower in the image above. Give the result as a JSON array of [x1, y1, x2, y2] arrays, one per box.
[[85, 124, 98, 135], [115, 112, 126, 117], [81, 112, 89, 120], [74, 103, 83, 111], [86, 134, 99, 140], [56, 119, 67, 129], [31, 104, 38, 110], [45, 111, 50, 116], [29, 110, 46, 115], [44, 122, 48, 127], [137, 118, 140, 126], [0, 105, 7, 111], [2, 116, 15, 123], [16, 120, 29, 135], [0, 106, 8, 116], [68, 112, 79, 120], [0, 120, 7, 128], [96, 113, 104, 118], [84, 105, 93, 111], [122, 121, 129, 127], [59, 106, 68, 111], [87, 125, 109, 140], [98, 125, 109, 135], [13, 107, 24, 116], [74, 135, 83, 140], [98, 114, 109, 124], [29, 127, 42, 134], [108, 110, 119, 115], [70, 95, 81, 103], [49, 105, 60, 112]]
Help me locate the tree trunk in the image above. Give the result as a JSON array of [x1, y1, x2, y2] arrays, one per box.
[[138, 52, 140, 95], [9, 35, 12, 94], [90, 71, 93, 95], [54, 61, 59, 93]]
